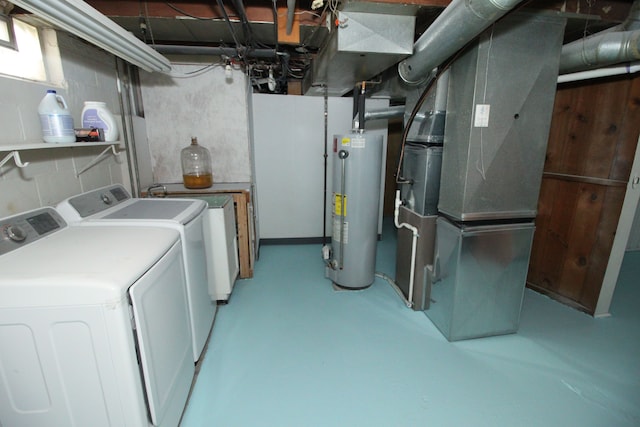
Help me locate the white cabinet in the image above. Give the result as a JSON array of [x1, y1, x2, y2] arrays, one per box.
[[201, 195, 239, 302]]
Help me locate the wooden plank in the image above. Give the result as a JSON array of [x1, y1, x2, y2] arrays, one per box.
[[546, 85, 580, 174], [277, 6, 300, 45], [555, 78, 627, 178], [231, 192, 252, 279], [542, 172, 627, 187], [556, 182, 605, 301], [611, 77, 640, 181], [530, 74, 640, 313], [561, 85, 586, 176], [528, 178, 571, 292], [528, 177, 555, 282], [581, 78, 629, 178], [534, 179, 579, 293]]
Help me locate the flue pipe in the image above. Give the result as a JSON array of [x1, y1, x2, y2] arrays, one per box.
[[287, 0, 296, 35], [364, 105, 406, 122], [398, 0, 523, 85]]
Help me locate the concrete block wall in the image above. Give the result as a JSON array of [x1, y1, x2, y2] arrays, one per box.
[[0, 31, 125, 218]]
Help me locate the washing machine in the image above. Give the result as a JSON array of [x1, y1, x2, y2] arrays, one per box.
[[0, 207, 193, 427], [57, 184, 215, 362]]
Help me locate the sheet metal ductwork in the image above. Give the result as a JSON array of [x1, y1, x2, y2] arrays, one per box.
[[303, 4, 416, 96], [397, 0, 523, 85], [559, 1, 640, 74], [560, 31, 640, 74]]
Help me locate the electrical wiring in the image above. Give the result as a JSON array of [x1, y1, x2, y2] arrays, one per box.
[[215, 0, 242, 57], [299, 1, 331, 49], [143, 1, 156, 47], [143, 1, 328, 92], [138, 0, 147, 43], [328, 0, 341, 16], [166, 61, 227, 78], [230, 0, 255, 47], [277, 10, 324, 20]]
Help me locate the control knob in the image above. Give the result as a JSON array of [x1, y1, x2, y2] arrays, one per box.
[[101, 193, 113, 205], [5, 225, 26, 242]]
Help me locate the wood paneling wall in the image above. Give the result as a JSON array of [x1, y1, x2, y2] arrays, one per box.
[[527, 75, 640, 314]]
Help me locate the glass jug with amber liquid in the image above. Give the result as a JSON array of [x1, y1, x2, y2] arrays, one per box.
[[181, 137, 213, 189]]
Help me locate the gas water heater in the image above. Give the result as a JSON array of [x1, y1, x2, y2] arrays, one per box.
[[325, 130, 383, 289]]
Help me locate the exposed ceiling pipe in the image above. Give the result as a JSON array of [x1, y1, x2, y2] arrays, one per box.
[[154, 45, 277, 58], [364, 105, 405, 122], [286, 0, 296, 35], [559, 30, 640, 74], [558, 62, 640, 83], [397, 0, 523, 85], [559, 1, 640, 74]]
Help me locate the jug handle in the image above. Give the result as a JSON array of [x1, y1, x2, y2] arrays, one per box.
[[55, 95, 68, 109]]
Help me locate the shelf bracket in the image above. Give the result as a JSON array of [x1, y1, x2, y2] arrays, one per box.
[[0, 151, 30, 170], [76, 144, 119, 177]]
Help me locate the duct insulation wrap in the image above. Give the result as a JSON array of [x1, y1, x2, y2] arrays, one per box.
[[326, 131, 384, 289]]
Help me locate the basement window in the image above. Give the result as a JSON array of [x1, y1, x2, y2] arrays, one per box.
[[0, 14, 17, 50], [0, 16, 47, 82]]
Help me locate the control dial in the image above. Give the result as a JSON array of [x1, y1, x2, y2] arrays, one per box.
[[5, 225, 27, 242], [101, 193, 113, 205]]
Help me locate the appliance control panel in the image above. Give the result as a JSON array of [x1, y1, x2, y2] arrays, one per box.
[[68, 184, 131, 218], [0, 207, 67, 256]]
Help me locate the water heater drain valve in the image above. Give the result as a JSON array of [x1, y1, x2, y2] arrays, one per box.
[[322, 245, 331, 261]]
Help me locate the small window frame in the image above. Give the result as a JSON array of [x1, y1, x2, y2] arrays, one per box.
[[0, 14, 17, 51]]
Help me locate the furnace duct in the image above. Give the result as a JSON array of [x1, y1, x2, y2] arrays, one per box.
[[398, 0, 523, 85], [559, 30, 640, 74], [559, 0, 640, 75]]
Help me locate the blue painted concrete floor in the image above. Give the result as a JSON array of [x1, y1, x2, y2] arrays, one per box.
[[181, 225, 640, 427]]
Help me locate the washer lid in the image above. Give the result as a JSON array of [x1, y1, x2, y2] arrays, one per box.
[[0, 226, 180, 308], [101, 199, 205, 224]]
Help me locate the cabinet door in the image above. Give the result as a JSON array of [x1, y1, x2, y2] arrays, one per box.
[[527, 75, 640, 314]]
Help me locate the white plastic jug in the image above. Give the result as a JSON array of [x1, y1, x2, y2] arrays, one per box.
[[81, 101, 118, 142], [38, 90, 76, 143]]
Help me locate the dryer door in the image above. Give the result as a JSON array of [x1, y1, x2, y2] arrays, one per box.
[[129, 241, 194, 426]]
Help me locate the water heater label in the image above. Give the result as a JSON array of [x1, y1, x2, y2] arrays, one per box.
[[332, 218, 349, 243], [334, 193, 347, 216], [341, 137, 351, 146], [474, 104, 490, 127], [351, 136, 365, 148]]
